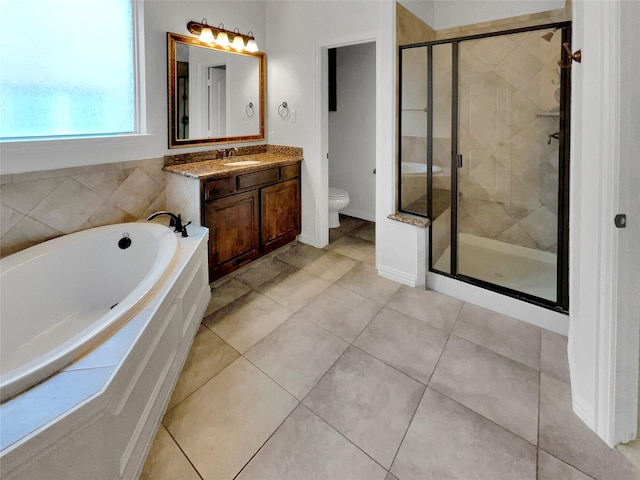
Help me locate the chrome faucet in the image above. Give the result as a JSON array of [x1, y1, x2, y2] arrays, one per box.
[[147, 211, 190, 237], [228, 147, 238, 158]]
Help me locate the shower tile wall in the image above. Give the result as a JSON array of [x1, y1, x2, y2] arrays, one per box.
[[0, 158, 167, 257], [457, 30, 561, 253]]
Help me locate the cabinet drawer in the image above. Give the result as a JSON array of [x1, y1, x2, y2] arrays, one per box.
[[280, 163, 300, 181], [204, 177, 236, 201], [237, 168, 279, 190]]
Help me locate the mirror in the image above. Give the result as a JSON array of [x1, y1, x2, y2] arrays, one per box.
[[167, 32, 265, 148]]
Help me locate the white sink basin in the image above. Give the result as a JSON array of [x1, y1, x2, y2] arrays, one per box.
[[223, 160, 262, 166]]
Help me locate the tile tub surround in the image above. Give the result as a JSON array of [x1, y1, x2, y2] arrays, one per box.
[[0, 157, 166, 258], [142, 217, 636, 480]]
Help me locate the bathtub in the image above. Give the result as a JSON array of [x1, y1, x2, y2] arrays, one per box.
[[0, 223, 178, 402], [0, 223, 211, 479], [401, 162, 443, 175]]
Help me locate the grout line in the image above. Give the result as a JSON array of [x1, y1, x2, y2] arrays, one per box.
[[387, 316, 455, 471], [429, 384, 539, 448], [163, 425, 206, 480], [231, 400, 302, 480]]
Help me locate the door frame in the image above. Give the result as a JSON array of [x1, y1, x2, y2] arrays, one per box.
[[315, 34, 379, 248]]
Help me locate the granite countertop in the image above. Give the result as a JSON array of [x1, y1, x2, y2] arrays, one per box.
[[163, 153, 303, 180]]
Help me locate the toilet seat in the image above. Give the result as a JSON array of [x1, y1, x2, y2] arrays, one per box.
[[329, 187, 349, 199]]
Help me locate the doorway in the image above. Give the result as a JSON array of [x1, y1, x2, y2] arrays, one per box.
[[327, 42, 376, 245]]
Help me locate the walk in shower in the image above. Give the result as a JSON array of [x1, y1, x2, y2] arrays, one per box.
[[399, 23, 571, 311]]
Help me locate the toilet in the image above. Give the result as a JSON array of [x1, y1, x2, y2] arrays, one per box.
[[328, 187, 350, 228]]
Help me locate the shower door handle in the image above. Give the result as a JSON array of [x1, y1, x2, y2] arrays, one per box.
[[457, 154, 463, 168]]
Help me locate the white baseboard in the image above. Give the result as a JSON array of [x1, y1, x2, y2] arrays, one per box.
[[341, 207, 375, 223], [427, 271, 569, 335], [297, 233, 319, 248], [378, 264, 418, 287]]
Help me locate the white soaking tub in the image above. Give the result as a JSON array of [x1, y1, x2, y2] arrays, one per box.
[[0, 223, 211, 480], [0, 223, 178, 402]]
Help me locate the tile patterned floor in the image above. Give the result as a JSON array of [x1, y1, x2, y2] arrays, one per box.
[[141, 216, 636, 480]]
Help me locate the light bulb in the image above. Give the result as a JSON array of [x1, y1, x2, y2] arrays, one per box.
[[215, 31, 230, 47], [199, 27, 214, 43], [231, 35, 245, 50], [245, 37, 259, 53]]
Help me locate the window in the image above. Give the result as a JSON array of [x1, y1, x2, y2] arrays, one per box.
[[0, 0, 135, 140]]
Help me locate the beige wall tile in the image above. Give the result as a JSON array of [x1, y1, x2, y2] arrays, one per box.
[[28, 178, 104, 234], [0, 160, 167, 257]]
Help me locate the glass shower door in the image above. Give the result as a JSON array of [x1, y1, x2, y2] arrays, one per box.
[[456, 29, 563, 302]]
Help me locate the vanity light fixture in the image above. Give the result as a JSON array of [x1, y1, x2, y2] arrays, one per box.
[[186, 20, 259, 52]]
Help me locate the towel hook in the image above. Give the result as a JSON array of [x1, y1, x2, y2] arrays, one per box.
[[245, 102, 255, 118], [278, 101, 289, 118]]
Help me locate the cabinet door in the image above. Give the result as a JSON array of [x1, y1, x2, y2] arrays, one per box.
[[261, 178, 301, 253], [205, 190, 259, 280]]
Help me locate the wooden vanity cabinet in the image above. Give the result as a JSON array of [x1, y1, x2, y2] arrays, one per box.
[[204, 190, 260, 280], [203, 162, 301, 281]]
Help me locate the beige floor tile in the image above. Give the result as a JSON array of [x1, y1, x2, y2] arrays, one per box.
[[204, 278, 252, 317], [237, 405, 387, 480], [391, 388, 537, 480], [329, 228, 346, 243], [336, 263, 401, 304], [539, 374, 636, 479], [296, 284, 383, 342], [304, 346, 424, 468], [325, 235, 375, 261], [246, 317, 348, 400], [537, 449, 594, 480], [430, 335, 539, 444], [204, 292, 293, 353], [354, 307, 448, 385], [301, 251, 359, 282], [164, 358, 297, 480], [362, 252, 376, 265], [333, 215, 368, 233], [235, 256, 295, 289], [540, 329, 570, 383], [617, 439, 640, 475], [386, 285, 463, 333], [166, 325, 239, 410], [453, 302, 541, 369], [140, 425, 200, 480], [258, 269, 331, 312], [350, 223, 376, 242], [276, 242, 326, 269]]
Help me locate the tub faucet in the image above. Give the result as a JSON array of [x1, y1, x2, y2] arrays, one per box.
[[147, 211, 190, 237]]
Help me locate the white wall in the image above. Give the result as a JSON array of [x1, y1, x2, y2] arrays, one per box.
[[266, 2, 390, 238], [399, 0, 564, 30], [568, 0, 640, 446], [0, 1, 266, 174], [329, 42, 376, 222], [618, 0, 640, 440]]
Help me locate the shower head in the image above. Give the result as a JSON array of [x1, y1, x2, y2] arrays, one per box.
[[541, 27, 560, 42], [541, 32, 554, 42]]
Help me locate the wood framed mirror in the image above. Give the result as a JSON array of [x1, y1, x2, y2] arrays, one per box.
[[167, 32, 266, 149]]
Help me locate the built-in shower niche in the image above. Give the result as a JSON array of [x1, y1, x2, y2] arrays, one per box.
[[398, 23, 570, 310]]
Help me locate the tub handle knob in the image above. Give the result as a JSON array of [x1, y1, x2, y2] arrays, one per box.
[[181, 221, 191, 238]]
